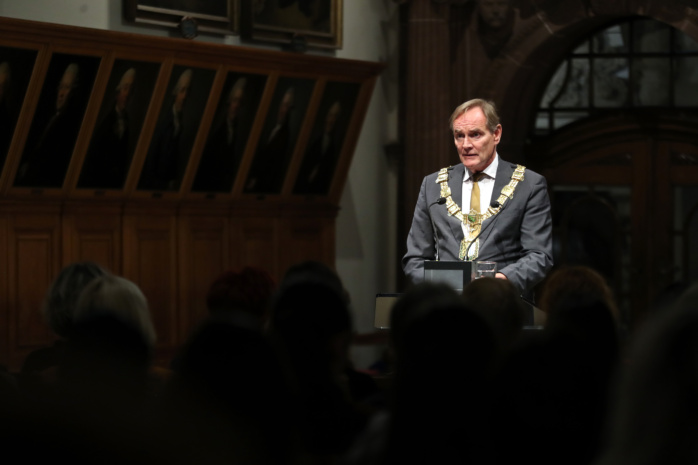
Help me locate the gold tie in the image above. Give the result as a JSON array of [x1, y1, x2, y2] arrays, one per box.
[[470, 172, 484, 214], [460, 172, 486, 261]]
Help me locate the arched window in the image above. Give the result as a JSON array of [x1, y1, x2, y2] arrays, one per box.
[[535, 18, 698, 135]]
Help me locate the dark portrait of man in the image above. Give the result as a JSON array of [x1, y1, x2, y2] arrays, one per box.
[[79, 68, 136, 189], [192, 77, 247, 192], [0, 47, 37, 173], [15, 55, 99, 188], [403, 98, 553, 297], [293, 101, 342, 195], [192, 73, 267, 193], [244, 86, 294, 194], [139, 68, 192, 191], [293, 81, 359, 196], [139, 66, 215, 191], [79, 60, 160, 190]]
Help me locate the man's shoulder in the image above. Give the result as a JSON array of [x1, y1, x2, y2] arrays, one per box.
[[424, 164, 463, 181], [498, 158, 546, 183]]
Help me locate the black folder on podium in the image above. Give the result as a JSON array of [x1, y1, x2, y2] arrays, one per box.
[[424, 260, 472, 292]]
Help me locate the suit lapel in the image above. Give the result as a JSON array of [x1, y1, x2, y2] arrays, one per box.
[[479, 159, 516, 246]]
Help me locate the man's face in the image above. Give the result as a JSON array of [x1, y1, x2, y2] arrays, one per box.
[[116, 75, 135, 111], [56, 71, 76, 111], [324, 103, 341, 133], [174, 75, 191, 111], [277, 91, 293, 124], [452, 106, 501, 173], [227, 87, 244, 120], [478, 0, 511, 29]]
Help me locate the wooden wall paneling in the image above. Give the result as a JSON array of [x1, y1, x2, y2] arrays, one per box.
[[235, 214, 280, 280], [122, 207, 178, 358], [61, 202, 123, 274], [5, 207, 62, 370], [0, 17, 384, 367], [177, 206, 231, 341], [278, 215, 336, 275]]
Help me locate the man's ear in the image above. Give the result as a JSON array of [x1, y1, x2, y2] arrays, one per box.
[[493, 124, 502, 144]]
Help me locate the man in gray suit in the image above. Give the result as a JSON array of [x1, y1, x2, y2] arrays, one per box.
[[402, 98, 553, 295]]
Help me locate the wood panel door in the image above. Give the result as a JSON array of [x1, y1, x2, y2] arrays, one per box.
[[533, 120, 698, 330]]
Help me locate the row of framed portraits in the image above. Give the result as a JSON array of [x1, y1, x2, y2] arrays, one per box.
[[0, 17, 382, 200], [124, 0, 343, 49]]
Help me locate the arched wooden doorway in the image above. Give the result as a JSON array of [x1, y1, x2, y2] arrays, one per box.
[[528, 114, 698, 328]]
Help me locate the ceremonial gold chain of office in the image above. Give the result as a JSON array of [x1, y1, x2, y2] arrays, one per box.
[[435, 164, 526, 260]]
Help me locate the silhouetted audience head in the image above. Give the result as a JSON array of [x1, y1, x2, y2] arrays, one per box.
[[283, 260, 350, 305], [42, 261, 107, 339], [387, 282, 497, 465], [205, 266, 276, 325], [462, 276, 528, 354], [58, 275, 156, 402], [74, 274, 156, 347], [169, 312, 299, 465], [270, 273, 352, 378], [269, 267, 365, 457], [539, 265, 620, 323], [597, 282, 698, 465], [388, 281, 466, 366]]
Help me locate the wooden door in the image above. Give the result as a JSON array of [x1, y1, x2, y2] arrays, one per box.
[[533, 122, 698, 330]]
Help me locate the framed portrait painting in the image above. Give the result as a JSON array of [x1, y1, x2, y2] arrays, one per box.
[[124, 0, 239, 36], [242, 0, 343, 50]]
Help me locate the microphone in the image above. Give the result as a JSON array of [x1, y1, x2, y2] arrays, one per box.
[[464, 199, 508, 261], [428, 197, 447, 260]]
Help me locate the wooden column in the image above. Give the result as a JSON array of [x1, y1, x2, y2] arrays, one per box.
[[399, 0, 454, 289]]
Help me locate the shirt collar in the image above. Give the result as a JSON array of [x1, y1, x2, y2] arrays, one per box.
[[465, 153, 499, 181]]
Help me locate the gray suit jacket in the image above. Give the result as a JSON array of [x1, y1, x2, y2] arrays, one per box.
[[402, 159, 553, 294]]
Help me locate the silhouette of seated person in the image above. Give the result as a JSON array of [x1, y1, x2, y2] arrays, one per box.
[[461, 276, 529, 360], [595, 282, 698, 465], [268, 265, 370, 460], [204, 265, 277, 328], [282, 261, 382, 408], [491, 265, 621, 465], [9, 275, 173, 465], [21, 261, 107, 375], [164, 311, 300, 465], [57, 274, 158, 407], [381, 282, 497, 465]]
